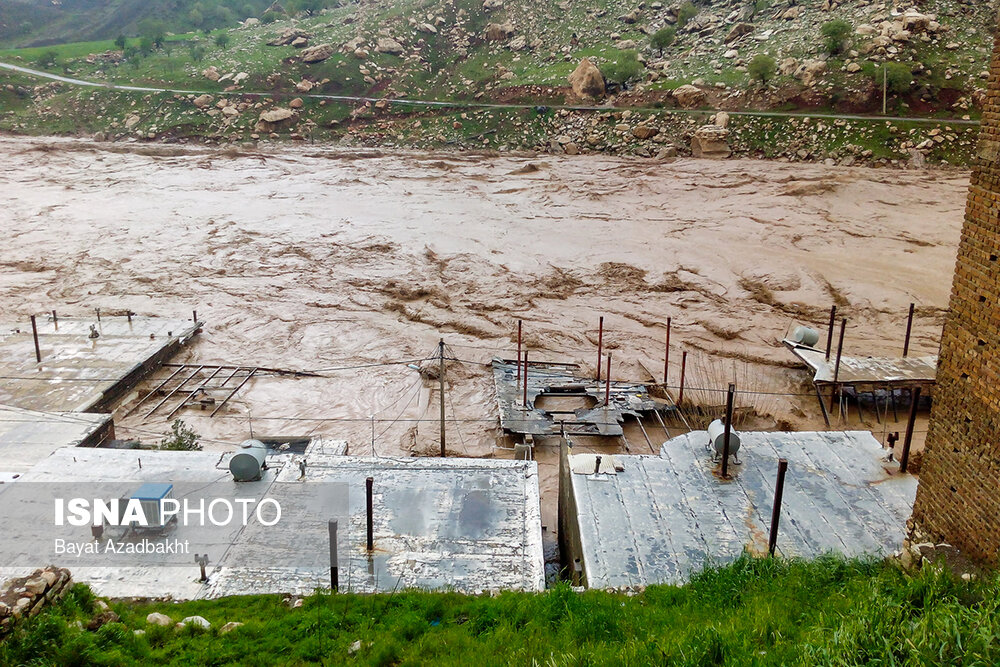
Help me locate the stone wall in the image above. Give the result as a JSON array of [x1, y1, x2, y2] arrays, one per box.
[[908, 23, 1000, 565], [0, 567, 73, 636]]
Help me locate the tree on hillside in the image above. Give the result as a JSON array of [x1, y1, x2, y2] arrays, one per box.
[[651, 26, 675, 56], [188, 8, 205, 28], [748, 53, 776, 85], [821, 19, 852, 56], [676, 1, 697, 28], [114, 34, 127, 50], [872, 62, 912, 96], [215, 33, 231, 49], [189, 44, 207, 62], [34, 50, 59, 70], [601, 50, 643, 89], [138, 18, 166, 49], [139, 35, 154, 55]]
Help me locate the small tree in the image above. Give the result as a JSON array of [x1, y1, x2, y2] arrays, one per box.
[[159, 419, 202, 451], [748, 53, 777, 85], [139, 35, 154, 55], [676, 1, 697, 29], [874, 62, 912, 96], [189, 44, 207, 62], [35, 50, 59, 69], [651, 26, 675, 56], [821, 19, 852, 56], [114, 34, 127, 51], [215, 33, 231, 49], [601, 50, 643, 88]]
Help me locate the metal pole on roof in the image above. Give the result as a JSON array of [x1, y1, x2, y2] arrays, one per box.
[[830, 318, 847, 413], [439, 339, 446, 458], [903, 303, 915, 357], [523, 350, 529, 408], [604, 353, 612, 405], [30, 315, 41, 363], [365, 477, 374, 552], [722, 383, 735, 479], [664, 317, 671, 384], [596, 316, 604, 381], [516, 319, 522, 394], [678, 351, 688, 406], [900, 386, 921, 473], [328, 519, 339, 592], [825, 305, 837, 360], [767, 459, 789, 557]]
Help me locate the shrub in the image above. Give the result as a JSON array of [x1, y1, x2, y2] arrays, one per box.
[[189, 44, 207, 62], [651, 26, 676, 56], [159, 419, 201, 451], [677, 1, 697, 28], [873, 61, 913, 96], [748, 53, 777, 85], [34, 50, 59, 69], [601, 50, 643, 87], [821, 19, 852, 55], [214, 33, 231, 49]]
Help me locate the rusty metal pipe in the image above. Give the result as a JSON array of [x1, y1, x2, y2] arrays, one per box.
[[900, 386, 921, 473], [366, 477, 374, 552], [664, 317, 671, 384], [903, 302, 915, 357], [722, 383, 735, 478], [825, 305, 837, 360], [830, 318, 847, 413], [768, 458, 789, 557], [604, 353, 612, 406], [596, 316, 604, 381], [30, 315, 41, 363], [678, 351, 688, 406]]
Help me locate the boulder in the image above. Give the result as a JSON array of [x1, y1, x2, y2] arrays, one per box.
[[794, 60, 827, 87], [267, 28, 310, 47], [219, 621, 244, 634], [202, 66, 220, 81], [714, 111, 729, 128], [779, 57, 799, 76], [243, 17, 260, 28], [296, 79, 314, 92], [180, 616, 211, 629], [146, 612, 172, 626], [416, 23, 438, 34], [289, 97, 304, 109], [509, 35, 527, 50], [483, 0, 503, 8], [300, 44, 334, 63], [192, 94, 214, 109], [291, 36, 309, 48], [222, 106, 239, 117], [724, 23, 753, 43], [484, 22, 515, 41], [375, 37, 405, 55], [691, 125, 731, 158], [256, 108, 296, 131], [901, 11, 932, 34], [672, 84, 706, 108], [568, 58, 605, 99], [631, 125, 658, 140], [232, 72, 248, 84]]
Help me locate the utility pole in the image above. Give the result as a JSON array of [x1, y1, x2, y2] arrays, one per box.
[[439, 339, 446, 457], [882, 66, 888, 115]]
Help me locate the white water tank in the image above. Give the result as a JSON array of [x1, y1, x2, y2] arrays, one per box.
[[707, 419, 741, 458], [230, 439, 267, 482], [790, 325, 820, 348]]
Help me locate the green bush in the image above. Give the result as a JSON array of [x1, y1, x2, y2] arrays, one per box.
[[677, 1, 697, 28], [159, 419, 201, 451], [748, 53, 777, 85], [214, 32, 231, 49], [872, 61, 913, 96], [651, 26, 676, 56], [600, 50, 643, 86], [821, 19, 852, 55], [34, 50, 59, 69]]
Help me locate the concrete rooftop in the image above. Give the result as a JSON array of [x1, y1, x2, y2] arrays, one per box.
[[0, 315, 200, 412], [0, 404, 112, 475], [566, 430, 917, 589], [0, 444, 544, 598]]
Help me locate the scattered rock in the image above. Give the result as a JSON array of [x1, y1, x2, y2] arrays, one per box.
[[375, 37, 405, 55], [219, 621, 244, 634], [192, 94, 214, 109], [296, 79, 314, 92], [87, 611, 119, 631], [180, 615, 211, 629], [714, 111, 729, 128], [671, 84, 706, 109], [202, 66, 220, 81], [568, 58, 605, 99], [631, 125, 658, 140], [691, 125, 731, 159], [146, 612, 172, 626], [484, 22, 515, 41], [725, 23, 753, 44], [267, 28, 310, 47], [289, 98, 304, 109], [300, 44, 334, 63], [291, 36, 309, 48]]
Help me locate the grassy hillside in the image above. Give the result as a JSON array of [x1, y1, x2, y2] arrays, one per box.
[[1, 555, 998, 666], [0, 0, 993, 163]]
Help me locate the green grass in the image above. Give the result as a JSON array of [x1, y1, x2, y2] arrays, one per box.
[[2, 555, 999, 666]]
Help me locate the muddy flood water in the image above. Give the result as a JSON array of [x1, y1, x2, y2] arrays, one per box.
[[0, 136, 969, 568]]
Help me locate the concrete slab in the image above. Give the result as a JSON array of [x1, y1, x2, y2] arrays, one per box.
[[783, 340, 936, 387], [0, 444, 544, 598], [0, 315, 200, 412], [563, 430, 917, 589], [0, 404, 113, 475]]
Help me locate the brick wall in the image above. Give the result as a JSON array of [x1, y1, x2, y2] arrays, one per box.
[[908, 25, 1000, 565]]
